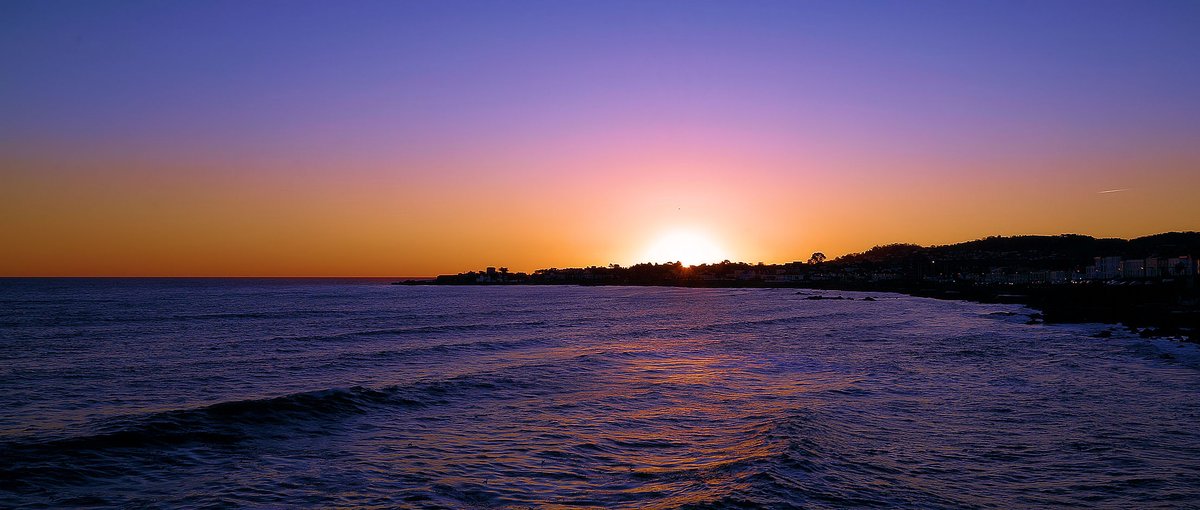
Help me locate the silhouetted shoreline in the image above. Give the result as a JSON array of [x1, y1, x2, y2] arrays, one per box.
[[798, 280, 1199, 342], [400, 233, 1200, 342], [397, 277, 1199, 343]]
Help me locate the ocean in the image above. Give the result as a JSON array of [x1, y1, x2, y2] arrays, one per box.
[[1, 279, 1199, 508]]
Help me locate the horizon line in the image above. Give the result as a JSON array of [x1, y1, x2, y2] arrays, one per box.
[[4, 230, 1195, 279]]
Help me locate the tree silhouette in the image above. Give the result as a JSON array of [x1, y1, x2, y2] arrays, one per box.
[[808, 252, 826, 265]]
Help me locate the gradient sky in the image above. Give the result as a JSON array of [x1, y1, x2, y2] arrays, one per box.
[[3, 1, 1199, 276]]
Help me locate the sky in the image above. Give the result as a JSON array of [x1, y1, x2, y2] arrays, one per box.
[[2, 0, 1199, 276]]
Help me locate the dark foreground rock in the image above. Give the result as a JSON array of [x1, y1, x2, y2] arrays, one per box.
[[799, 279, 1200, 343]]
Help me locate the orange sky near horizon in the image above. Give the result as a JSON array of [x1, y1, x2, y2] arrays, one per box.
[[4, 143, 1197, 277], [3, 3, 1199, 277]]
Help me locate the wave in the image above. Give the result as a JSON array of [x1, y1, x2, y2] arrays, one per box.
[[0, 372, 531, 497], [691, 311, 861, 335], [0, 386, 416, 458], [0, 370, 538, 473], [268, 319, 549, 342], [658, 412, 976, 509], [348, 335, 553, 363]]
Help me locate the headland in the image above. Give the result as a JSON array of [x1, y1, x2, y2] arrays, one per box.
[[399, 232, 1200, 342]]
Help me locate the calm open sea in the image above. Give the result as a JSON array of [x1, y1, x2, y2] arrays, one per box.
[[1, 279, 1199, 508]]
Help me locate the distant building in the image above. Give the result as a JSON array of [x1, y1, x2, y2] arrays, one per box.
[[1086, 256, 1121, 280], [1120, 259, 1145, 279], [1165, 256, 1196, 276], [733, 269, 760, 281]]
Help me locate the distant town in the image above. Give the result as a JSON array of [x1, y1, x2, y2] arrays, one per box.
[[421, 232, 1199, 287], [430, 253, 1197, 287], [402, 233, 1200, 341]]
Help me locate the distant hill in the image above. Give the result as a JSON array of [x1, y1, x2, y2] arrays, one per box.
[[833, 232, 1200, 271]]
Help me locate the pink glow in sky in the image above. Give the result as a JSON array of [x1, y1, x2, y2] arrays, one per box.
[[2, 1, 1198, 275]]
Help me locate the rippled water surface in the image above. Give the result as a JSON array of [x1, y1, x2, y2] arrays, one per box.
[[2, 279, 1199, 508]]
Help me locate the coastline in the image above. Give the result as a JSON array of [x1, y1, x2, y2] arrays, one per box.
[[395, 278, 1199, 343], [796, 280, 1200, 343]]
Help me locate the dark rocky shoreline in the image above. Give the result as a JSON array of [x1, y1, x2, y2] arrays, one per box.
[[396, 278, 1199, 343], [794, 280, 1199, 343]]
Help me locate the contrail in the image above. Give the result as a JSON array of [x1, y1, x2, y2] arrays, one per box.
[[1097, 188, 1130, 194]]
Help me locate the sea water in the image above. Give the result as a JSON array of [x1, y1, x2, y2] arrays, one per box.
[[1, 279, 1198, 508]]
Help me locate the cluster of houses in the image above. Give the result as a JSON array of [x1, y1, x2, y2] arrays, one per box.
[[1084, 256, 1197, 280], [914, 256, 1197, 286], [895, 255, 1196, 286], [700, 255, 1196, 286], [438, 255, 1198, 287], [470, 266, 517, 283]]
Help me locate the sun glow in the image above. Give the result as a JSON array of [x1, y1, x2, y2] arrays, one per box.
[[641, 229, 730, 267]]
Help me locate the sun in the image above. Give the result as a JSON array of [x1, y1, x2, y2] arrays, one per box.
[[641, 229, 730, 267]]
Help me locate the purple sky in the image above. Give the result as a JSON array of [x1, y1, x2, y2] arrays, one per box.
[[3, 1, 1199, 275]]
